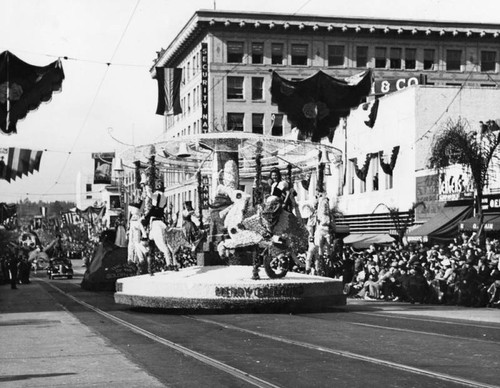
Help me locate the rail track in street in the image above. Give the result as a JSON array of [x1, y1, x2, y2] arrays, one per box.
[[39, 276, 500, 388]]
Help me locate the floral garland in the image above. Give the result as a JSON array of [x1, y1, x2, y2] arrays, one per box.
[[352, 153, 373, 181], [378, 146, 400, 175]]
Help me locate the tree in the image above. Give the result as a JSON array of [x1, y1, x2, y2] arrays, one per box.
[[429, 117, 500, 228], [372, 202, 425, 244]]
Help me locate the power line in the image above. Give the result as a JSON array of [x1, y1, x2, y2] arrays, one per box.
[[416, 67, 476, 143], [42, 0, 142, 197]]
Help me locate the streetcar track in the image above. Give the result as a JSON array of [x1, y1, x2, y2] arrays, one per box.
[[347, 321, 498, 344], [185, 316, 498, 388], [41, 280, 281, 388], [41, 279, 498, 388]]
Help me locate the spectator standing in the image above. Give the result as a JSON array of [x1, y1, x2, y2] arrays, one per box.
[[9, 252, 19, 289]]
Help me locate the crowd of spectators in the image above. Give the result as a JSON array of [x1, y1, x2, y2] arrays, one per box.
[[341, 233, 500, 308]]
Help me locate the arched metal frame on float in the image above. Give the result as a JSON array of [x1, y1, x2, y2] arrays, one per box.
[[120, 132, 343, 184]]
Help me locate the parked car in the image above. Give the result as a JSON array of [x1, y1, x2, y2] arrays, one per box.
[[46, 257, 73, 279]]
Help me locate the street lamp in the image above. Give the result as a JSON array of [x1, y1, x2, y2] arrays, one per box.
[[113, 157, 125, 209]]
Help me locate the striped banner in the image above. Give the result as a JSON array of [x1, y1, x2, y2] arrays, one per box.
[[0, 147, 43, 182], [62, 212, 78, 225], [155, 67, 182, 116]]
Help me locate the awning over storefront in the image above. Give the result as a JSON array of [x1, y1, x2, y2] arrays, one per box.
[[343, 233, 395, 249], [459, 213, 500, 232], [406, 205, 472, 243]]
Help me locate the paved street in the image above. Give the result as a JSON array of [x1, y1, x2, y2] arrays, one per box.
[[1, 260, 499, 388]]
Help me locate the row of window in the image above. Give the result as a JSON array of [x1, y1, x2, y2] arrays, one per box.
[[227, 41, 498, 72], [227, 76, 264, 100], [227, 112, 284, 136], [346, 156, 394, 195]]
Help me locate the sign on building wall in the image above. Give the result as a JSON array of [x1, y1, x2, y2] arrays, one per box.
[[438, 164, 474, 201], [481, 194, 500, 212], [371, 74, 426, 96], [92, 152, 115, 185], [201, 42, 209, 133]]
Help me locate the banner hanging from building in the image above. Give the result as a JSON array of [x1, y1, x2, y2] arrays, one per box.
[[0, 147, 43, 182], [201, 43, 209, 133], [92, 152, 114, 184], [0, 51, 65, 135], [155, 67, 182, 116]]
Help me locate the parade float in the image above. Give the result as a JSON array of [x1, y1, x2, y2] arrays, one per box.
[[114, 133, 347, 311]]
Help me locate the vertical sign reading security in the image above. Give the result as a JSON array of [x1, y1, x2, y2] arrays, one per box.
[[201, 43, 209, 133]]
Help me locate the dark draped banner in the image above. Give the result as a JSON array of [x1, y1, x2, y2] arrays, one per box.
[[270, 70, 372, 142], [0, 51, 64, 135]]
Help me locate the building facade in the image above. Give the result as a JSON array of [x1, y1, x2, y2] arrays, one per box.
[[151, 10, 500, 235]]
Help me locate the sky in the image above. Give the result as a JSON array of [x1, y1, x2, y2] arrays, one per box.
[[1, 0, 499, 203]]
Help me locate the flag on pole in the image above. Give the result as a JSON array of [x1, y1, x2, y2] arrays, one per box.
[[0, 147, 43, 182], [0, 51, 65, 135], [155, 67, 182, 116]]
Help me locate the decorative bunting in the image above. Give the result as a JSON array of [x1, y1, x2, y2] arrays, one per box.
[[270, 69, 372, 142], [378, 146, 400, 175], [0, 147, 43, 182], [352, 153, 374, 182], [0, 51, 65, 135], [363, 98, 380, 128]]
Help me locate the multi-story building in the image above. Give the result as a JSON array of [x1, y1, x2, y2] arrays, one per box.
[[151, 10, 500, 240]]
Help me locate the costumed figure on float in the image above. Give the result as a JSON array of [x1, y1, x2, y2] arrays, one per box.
[[216, 160, 308, 279], [304, 194, 334, 276]]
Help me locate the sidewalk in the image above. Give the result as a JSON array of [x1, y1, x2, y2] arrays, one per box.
[[347, 298, 500, 324], [0, 280, 164, 388]]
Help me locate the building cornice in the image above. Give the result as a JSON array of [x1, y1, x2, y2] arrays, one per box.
[[151, 9, 500, 76]]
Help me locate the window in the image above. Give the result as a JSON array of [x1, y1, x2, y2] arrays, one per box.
[[187, 93, 191, 113], [252, 42, 264, 64], [405, 48, 416, 70], [271, 43, 284, 64], [375, 47, 387, 68], [227, 77, 244, 99], [424, 49, 435, 70], [86, 184, 92, 192], [328, 45, 344, 66], [446, 49, 462, 71], [86, 195, 92, 199], [481, 51, 496, 72], [271, 113, 283, 136], [252, 113, 264, 134], [371, 155, 379, 191], [252, 77, 264, 100], [227, 113, 244, 131], [192, 55, 196, 76], [356, 46, 368, 68], [186, 61, 190, 81], [390, 48, 402, 69], [385, 170, 393, 190], [227, 41, 244, 63], [348, 160, 355, 194], [291, 44, 308, 65]]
